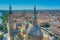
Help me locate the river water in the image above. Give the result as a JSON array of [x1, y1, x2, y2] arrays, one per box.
[[0, 13, 2, 23]]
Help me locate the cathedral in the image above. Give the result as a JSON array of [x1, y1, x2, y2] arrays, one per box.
[[9, 4, 43, 40]]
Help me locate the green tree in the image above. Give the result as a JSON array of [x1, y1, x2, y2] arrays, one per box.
[[0, 33, 4, 40], [0, 13, 9, 33], [0, 25, 3, 30]]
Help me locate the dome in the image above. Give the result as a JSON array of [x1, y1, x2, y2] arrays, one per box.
[[27, 25, 43, 40]]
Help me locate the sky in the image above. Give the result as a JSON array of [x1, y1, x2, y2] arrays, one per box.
[[0, 0, 60, 10]]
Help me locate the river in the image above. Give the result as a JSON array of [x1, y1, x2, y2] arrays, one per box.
[[0, 12, 2, 23]]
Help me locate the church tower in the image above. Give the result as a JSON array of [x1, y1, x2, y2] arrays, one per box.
[[27, 6, 43, 40], [33, 6, 37, 26], [9, 4, 12, 14]]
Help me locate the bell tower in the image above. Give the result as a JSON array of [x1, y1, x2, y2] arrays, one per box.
[[9, 4, 12, 14], [33, 6, 37, 26]]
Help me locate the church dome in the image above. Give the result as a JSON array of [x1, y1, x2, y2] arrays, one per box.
[[27, 25, 43, 40]]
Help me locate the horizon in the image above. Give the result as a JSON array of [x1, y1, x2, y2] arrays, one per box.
[[0, 9, 60, 10]]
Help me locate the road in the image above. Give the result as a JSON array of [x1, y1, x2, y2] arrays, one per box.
[[6, 23, 10, 40]]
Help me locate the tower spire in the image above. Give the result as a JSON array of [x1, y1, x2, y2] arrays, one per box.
[[9, 3, 12, 14], [33, 6, 37, 26]]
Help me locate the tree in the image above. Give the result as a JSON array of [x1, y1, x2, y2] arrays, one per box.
[[0, 13, 8, 33], [0, 33, 4, 40], [0, 24, 3, 30]]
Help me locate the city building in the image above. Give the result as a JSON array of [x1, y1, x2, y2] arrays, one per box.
[[51, 18, 60, 37]]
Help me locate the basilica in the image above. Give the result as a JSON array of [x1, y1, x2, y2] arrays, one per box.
[[9, 4, 43, 40]]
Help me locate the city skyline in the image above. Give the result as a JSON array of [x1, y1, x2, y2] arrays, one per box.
[[0, 0, 60, 10]]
